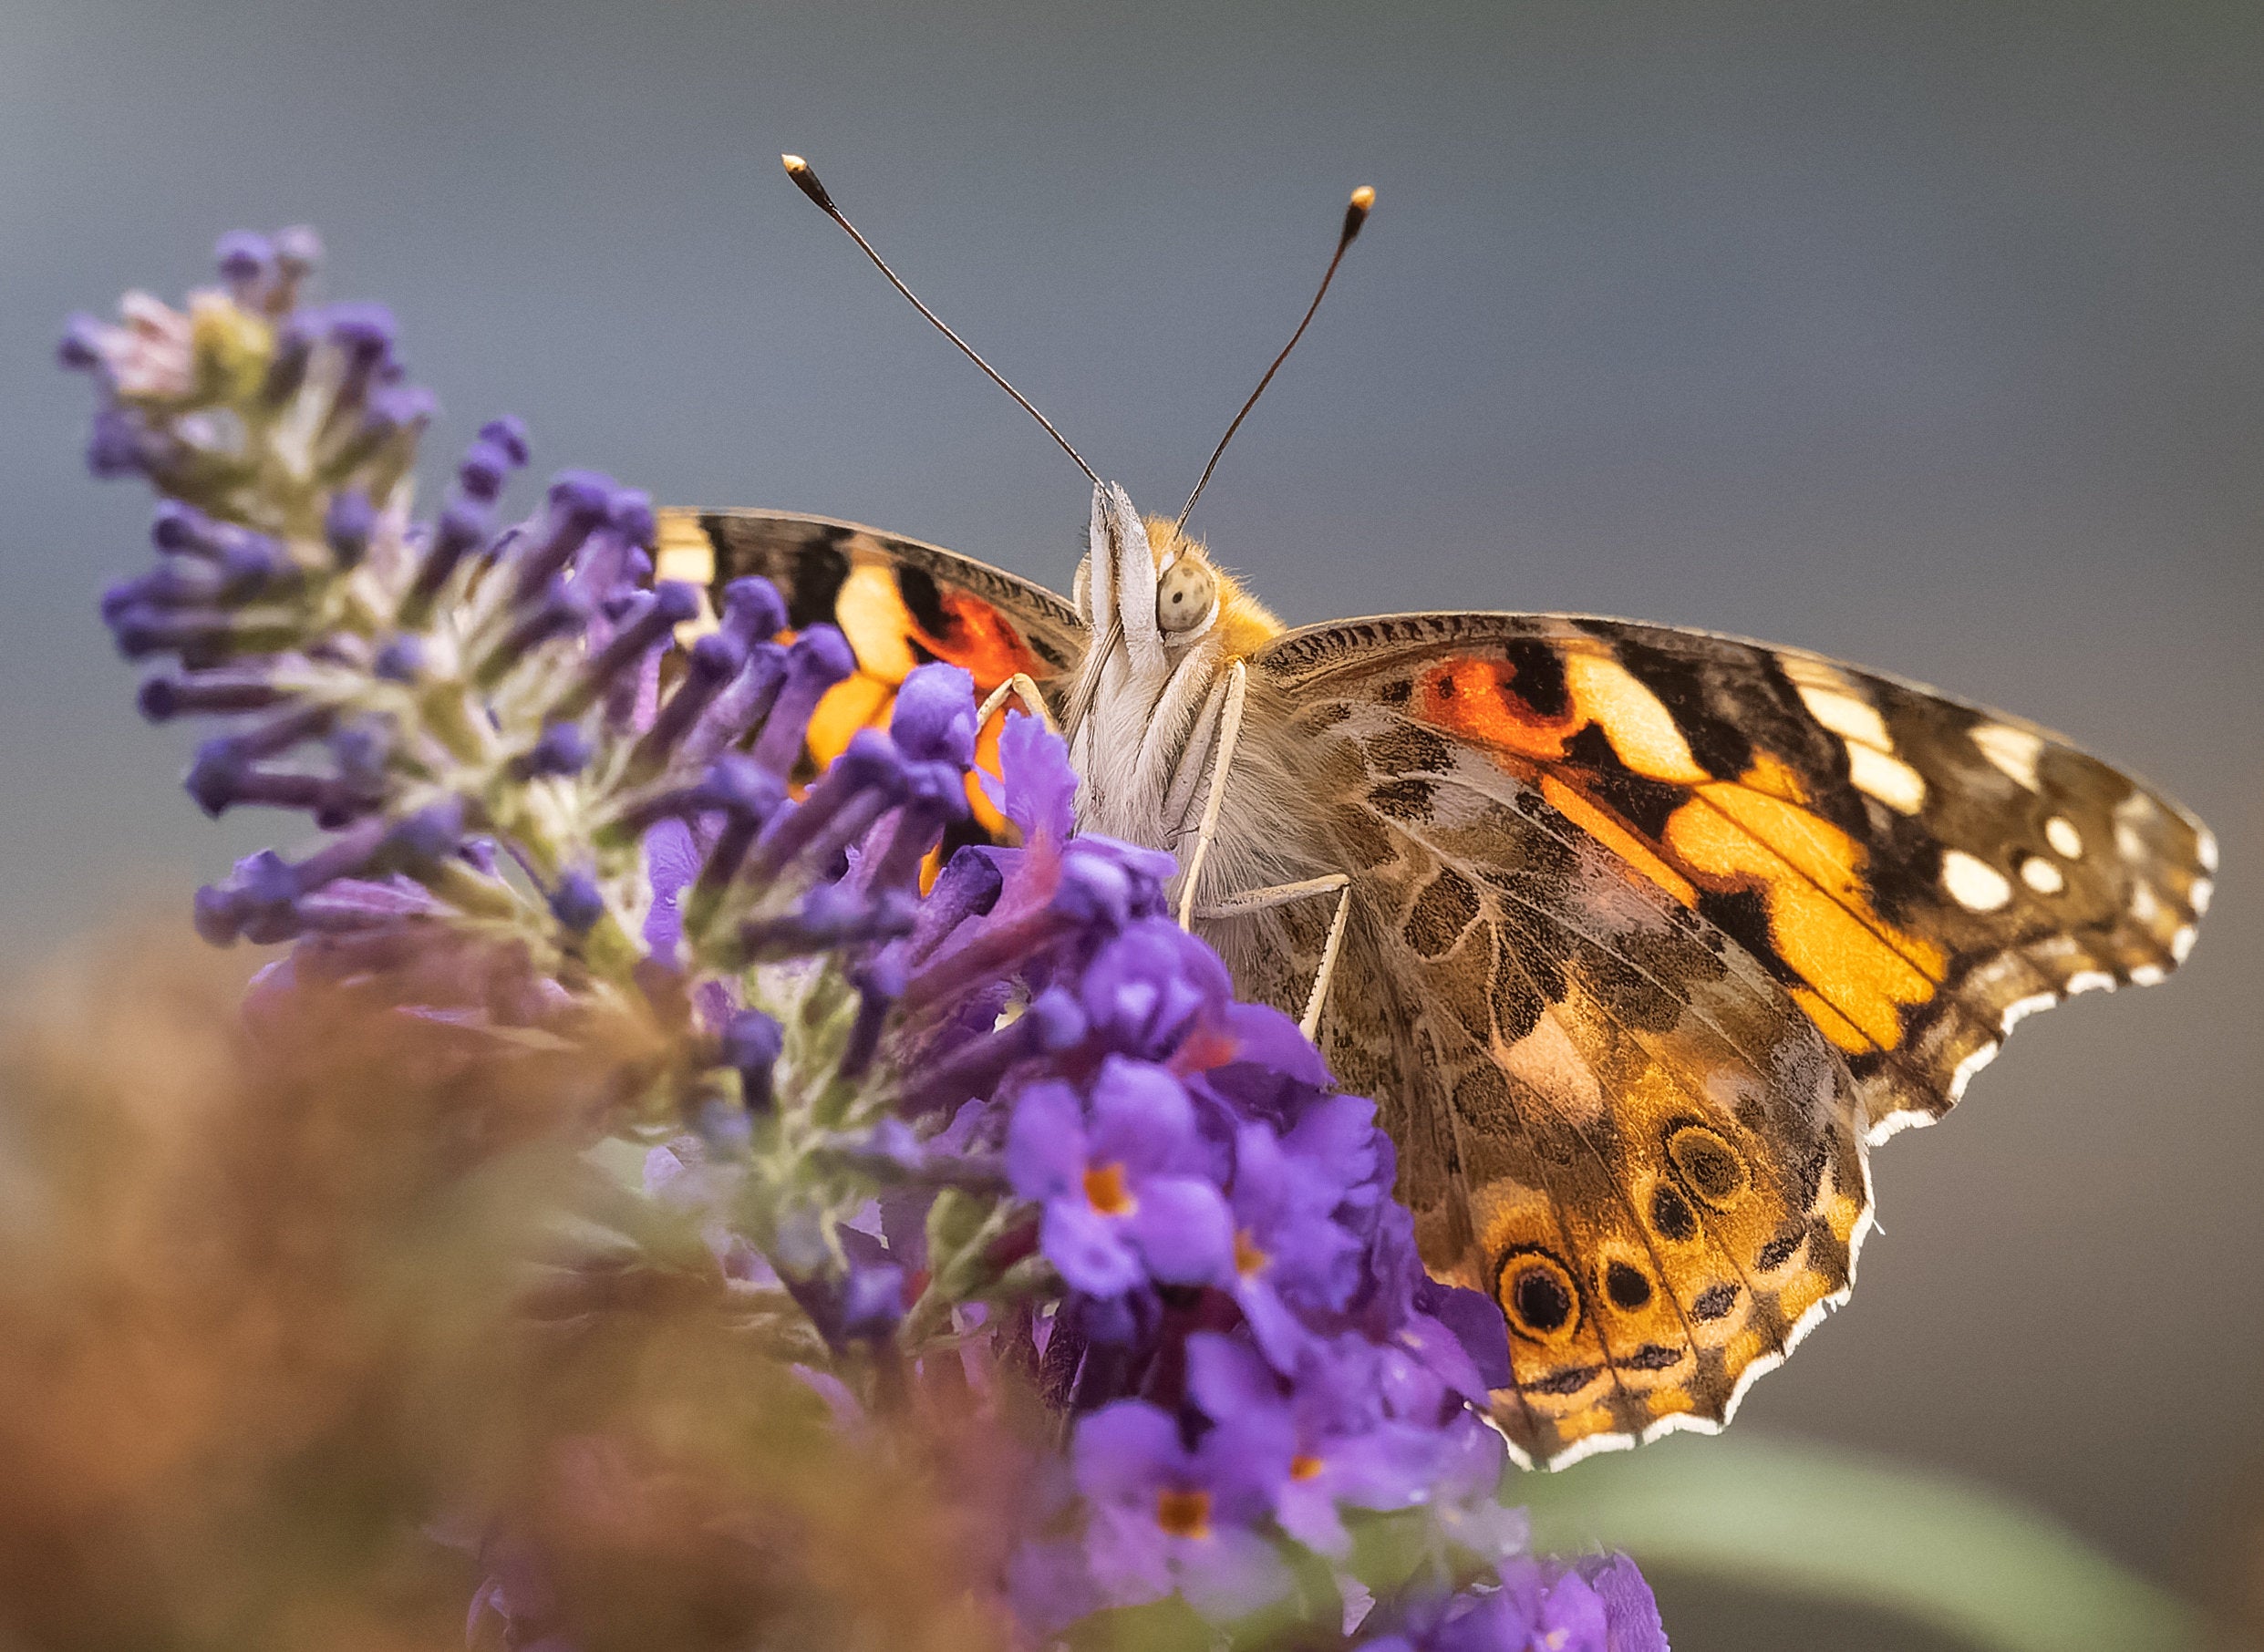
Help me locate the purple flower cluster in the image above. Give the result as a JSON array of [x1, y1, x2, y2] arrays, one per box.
[[59, 230, 925, 1042], [66, 232, 1667, 1652], [853, 721, 1661, 1647]]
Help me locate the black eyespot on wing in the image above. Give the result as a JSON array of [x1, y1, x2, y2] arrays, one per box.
[[1499, 1248, 1581, 1342], [1605, 1261, 1654, 1311], [1649, 1183, 1699, 1243], [1667, 1123, 1751, 1209], [1377, 677, 1412, 706], [1691, 1284, 1739, 1322], [1514, 1269, 1572, 1334]]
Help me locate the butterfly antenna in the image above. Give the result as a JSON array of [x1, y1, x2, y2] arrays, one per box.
[[782, 154, 1102, 488], [1175, 185, 1375, 532]]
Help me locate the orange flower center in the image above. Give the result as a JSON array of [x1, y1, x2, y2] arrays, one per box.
[[1232, 1227, 1270, 1277], [1290, 1453, 1325, 1482], [1154, 1486, 1212, 1539], [1082, 1162, 1135, 1216]]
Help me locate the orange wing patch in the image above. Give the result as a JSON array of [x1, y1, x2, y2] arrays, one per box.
[[1420, 653, 1708, 785], [818, 563, 1045, 835], [832, 563, 1044, 688], [1413, 645, 1944, 1054], [1536, 777, 1699, 908], [1421, 656, 1579, 763], [1663, 778, 1944, 1053], [928, 585, 1047, 686]]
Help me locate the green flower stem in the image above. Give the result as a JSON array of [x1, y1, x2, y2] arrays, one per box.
[[903, 1194, 1024, 1346]]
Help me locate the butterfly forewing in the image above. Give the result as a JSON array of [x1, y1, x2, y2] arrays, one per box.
[[1256, 614, 2213, 1139], [656, 508, 1087, 825]]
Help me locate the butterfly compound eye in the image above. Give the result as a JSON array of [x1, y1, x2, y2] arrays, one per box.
[[1155, 559, 1216, 635]]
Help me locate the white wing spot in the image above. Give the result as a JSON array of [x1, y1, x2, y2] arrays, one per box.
[[2044, 816, 2083, 858], [2020, 856, 2066, 895], [2064, 970, 2115, 996], [1971, 722, 2044, 791], [2191, 878, 2213, 916], [2172, 924, 2198, 964], [1794, 680, 1892, 750], [2001, 992, 2058, 1033], [2197, 826, 2218, 872], [1847, 743, 1926, 814], [1942, 849, 2012, 912], [2130, 963, 2166, 987], [2129, 882, 2161, 922], [1949, 1039, 2000, 1103]]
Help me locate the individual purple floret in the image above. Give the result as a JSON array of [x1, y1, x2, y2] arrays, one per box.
[[1067, 1397, 1293, 1620], [1007, 1061, 1235, 1297]]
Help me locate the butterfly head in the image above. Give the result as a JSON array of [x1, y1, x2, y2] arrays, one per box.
[[1070, 484, 1280, 665]]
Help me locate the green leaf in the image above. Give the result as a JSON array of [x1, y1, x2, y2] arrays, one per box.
[[1517, 1432, 2207, 1652]]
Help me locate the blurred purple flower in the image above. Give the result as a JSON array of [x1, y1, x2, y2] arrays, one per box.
[[1185, 1332, 1452, 1558], [1356, 1554, 1667, 1652], [1070, 1399, 1292, 1618]]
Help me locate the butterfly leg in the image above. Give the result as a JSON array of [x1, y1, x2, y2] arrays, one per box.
[[1173, 658, 1250, 929], [977, 672, 1056, 733], [1196, 873, 1353, 1040]]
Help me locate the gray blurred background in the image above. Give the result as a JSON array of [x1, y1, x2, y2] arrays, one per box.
[[5, 1, 2259, 1644]]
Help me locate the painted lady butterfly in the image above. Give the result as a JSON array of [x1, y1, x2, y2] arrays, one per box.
[[656, 159, 2216, 1466]]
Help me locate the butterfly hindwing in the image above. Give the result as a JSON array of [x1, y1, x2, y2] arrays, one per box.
[[656, 509, 1088, 825]]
